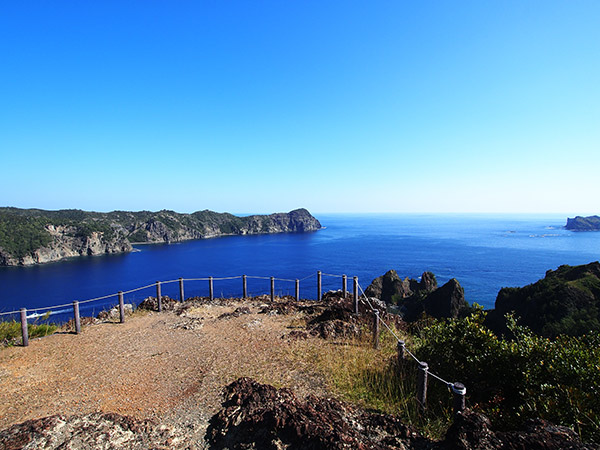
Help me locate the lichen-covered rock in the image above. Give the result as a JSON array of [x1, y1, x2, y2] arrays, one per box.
[[0, 412, 190, 450]]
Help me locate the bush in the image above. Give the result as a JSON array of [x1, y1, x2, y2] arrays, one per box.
[[415, 310, 600, 443]]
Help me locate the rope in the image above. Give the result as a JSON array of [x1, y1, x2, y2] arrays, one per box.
[[0, 310, 20, 316], [273, 277, 296, 282], [321, 272, 345, 278], [357, 282, 453, 387], [183, 277, 210, 281], [78, 293, 118, 304], [246, 276, 272, 280], [122, 283, 156, 295], [299, 273, 315, 281]]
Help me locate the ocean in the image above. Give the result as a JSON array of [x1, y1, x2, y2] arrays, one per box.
[[0, 213, 598, 323]]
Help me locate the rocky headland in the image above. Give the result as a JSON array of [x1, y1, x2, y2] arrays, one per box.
[[0, 207, 321, 266], [565, 215, 600, 231]]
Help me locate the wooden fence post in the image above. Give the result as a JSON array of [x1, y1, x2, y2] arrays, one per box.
[[317, 271, 322, 300], [209, 276, 214, 301], [118, 291, 125, 323], [353, 276, 359, 315], [179, 278, 185, 302], [156, 281, 162, 312], [417, 361, 429, 412], [243, 275, 247, 298], [73, 301, 81, 334], [270, 277, 275, 302], [342, 274, 347, 297], [397, 340, 406, 369], [373, 309, 380, 349], [452, 382, 467, 415], [20, 308, 28, 347], [295, 279, 300, 301]]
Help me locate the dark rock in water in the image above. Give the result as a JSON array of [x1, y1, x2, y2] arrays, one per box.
[[207, 377, 427, 450], [423, 278, 469, 320], [443, 410, 594, 450], [365, 270, 468, 322], [565, 215, 600, 231], [487, 261, 600, 337], [0, 412, 189, 449]]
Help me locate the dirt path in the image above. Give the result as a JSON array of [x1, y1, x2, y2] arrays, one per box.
[[0, 301, 329, 445]]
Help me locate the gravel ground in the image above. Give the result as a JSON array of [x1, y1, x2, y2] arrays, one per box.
[[0, 301, 329, 447]]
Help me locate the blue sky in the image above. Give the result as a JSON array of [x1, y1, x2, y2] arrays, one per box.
[[1, 1, 598, 214]]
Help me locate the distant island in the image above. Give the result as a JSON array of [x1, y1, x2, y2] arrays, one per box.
[[0, 207, 321, 266], [565, 215, 600, 231]]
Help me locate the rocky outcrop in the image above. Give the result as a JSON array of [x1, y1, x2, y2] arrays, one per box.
[[207, 378, 594, 450], [486, 261, 600, 337], [565, 215, 600, 231], [0, 207, 321, 266], [207, 377, 428, 450], [365, 270, 468, 321], [0, 412, 190, 450]]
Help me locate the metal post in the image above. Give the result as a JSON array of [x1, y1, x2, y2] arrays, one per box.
[[209, 276, 214, 301], [295, 279, 300, 301], [317, 270, 322, 300], [20, 308, 29, 347], [417, 362, 429, 412], [452, 382, 467, 415], [342, 274, 347, 297], [179, 277, 185, 302], [156, 281, 162, 312], [118, 291, 125, 323], [270, 277, 275, 302], [373, 310, 380, 349], [243, 275, 247, 298], [73, 301, 81, 334], [353, 276, 359, 315]]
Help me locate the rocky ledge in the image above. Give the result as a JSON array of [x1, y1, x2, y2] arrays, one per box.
[[1, 379, 591, 450]]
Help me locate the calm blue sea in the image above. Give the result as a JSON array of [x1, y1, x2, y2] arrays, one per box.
[[1, 214, 599, 323]]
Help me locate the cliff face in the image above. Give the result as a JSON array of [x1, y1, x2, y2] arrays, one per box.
[[565, 215, 600, 231], [0, 207, 321, 266]]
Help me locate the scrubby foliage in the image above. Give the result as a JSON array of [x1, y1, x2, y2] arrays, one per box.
[[416, 310, 600, 443], [0, 319, 57, 347]]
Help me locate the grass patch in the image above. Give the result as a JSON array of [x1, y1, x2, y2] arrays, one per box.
[[0, 319, 58, 347], [290, 325, 453, 439]]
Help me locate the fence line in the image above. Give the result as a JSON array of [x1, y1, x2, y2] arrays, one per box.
[[4, 270, 467, 418]]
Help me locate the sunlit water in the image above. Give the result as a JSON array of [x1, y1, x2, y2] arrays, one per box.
[[1, 214, 598, 323]]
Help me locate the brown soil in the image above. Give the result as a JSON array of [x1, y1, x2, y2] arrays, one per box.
[[0, 301, 329, 446]]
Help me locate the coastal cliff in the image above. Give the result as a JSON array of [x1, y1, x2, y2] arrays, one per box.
[[0, 207, 321, 266], [565, 215, 600, 231]]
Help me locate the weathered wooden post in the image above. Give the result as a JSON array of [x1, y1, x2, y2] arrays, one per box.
[[118, 291, 125, 323], [452, 382, 467, 415], [317, 271, 322, 301], [20, 308, 29, 347], [179, 277, 185, 302], [417, 361, 429, 412], [373, 309, 380, 349], [156, 281, 162, 312], [353, 276, 359, 315], [397, 340, 406, 369], [243, 275, 247, 298], [73, 301, 81, 334], [295, 279, 300, 301], [342, 274, 347, 297], [209, 276, 214, 301], [270, 277, 275, 302]]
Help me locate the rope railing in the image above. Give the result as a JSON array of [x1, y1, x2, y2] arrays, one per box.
[[4, 270, 467, 417], [357, 281, 467, 414]]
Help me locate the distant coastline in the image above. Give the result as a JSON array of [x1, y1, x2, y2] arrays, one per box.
[[565, 215, 600, 231], [0, 207, 321, 266]]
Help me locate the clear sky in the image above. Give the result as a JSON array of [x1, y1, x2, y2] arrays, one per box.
[[1, 1, 598, 214]]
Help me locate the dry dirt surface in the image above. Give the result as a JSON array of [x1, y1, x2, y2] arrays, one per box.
[[0, 299, 329, 448]]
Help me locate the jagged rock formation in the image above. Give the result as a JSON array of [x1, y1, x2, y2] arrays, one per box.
[[486, 261, 600, 337], [365, 270, 468, 321], [207, 378, 593, 450], [0, 412, 190, 449], [565, 215, 600, 231], [0, 207, 321, 266]]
